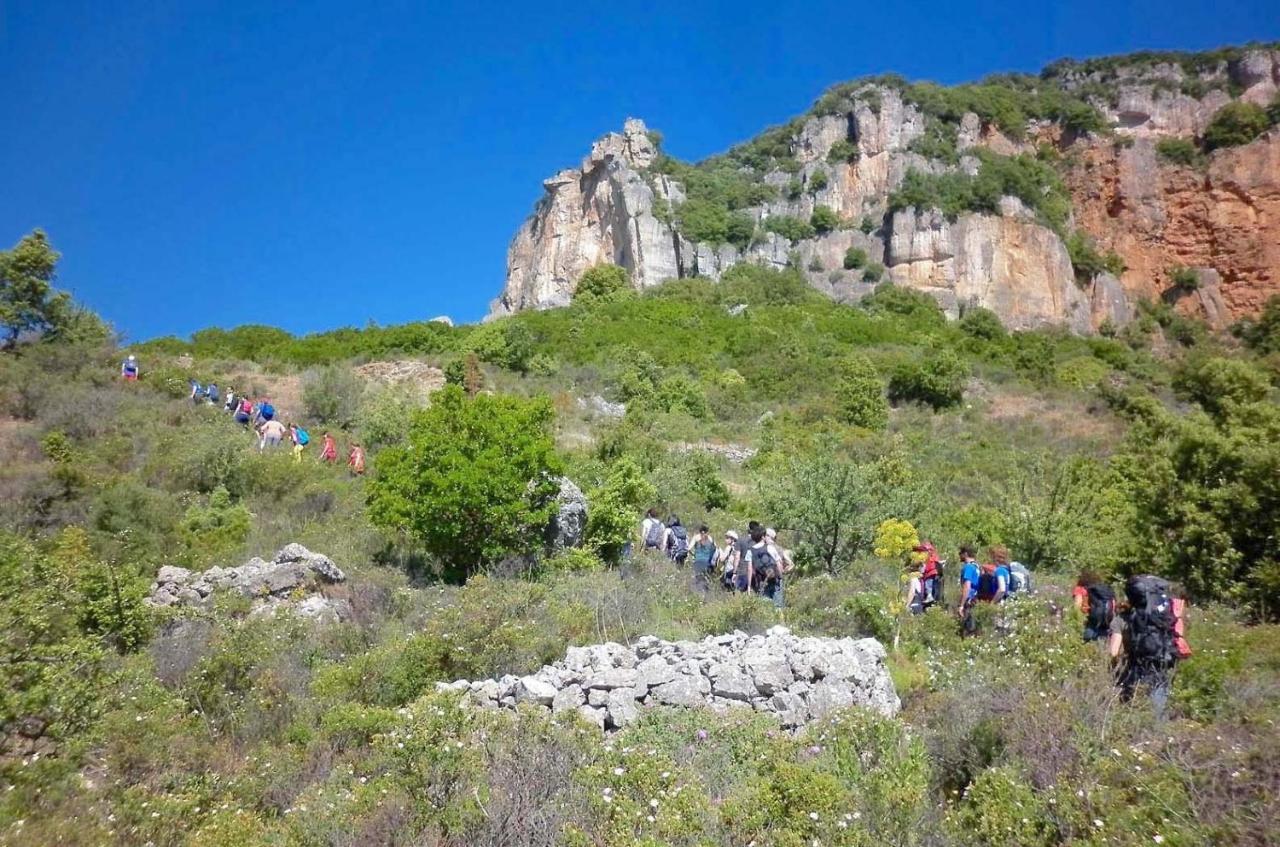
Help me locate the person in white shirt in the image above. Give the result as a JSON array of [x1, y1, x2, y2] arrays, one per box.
[[639, 508, 666, 552]]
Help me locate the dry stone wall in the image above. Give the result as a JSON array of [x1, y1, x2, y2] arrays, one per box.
[[435, 626, 899, 731]]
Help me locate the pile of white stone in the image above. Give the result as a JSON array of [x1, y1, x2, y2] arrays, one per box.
[[436, 626, 899, 731], [147, 543, 350, 622]]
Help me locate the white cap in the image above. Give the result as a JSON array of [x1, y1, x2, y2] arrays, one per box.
[[766, 528, 777, 540], [725, 530, 739, 541]]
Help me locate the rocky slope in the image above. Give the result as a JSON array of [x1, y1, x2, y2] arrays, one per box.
[[493, 46, 1280, 332]]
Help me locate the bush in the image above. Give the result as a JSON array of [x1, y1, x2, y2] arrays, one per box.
[[1066, 230, 1125, 281], [888, 349, 968, 410], [827, 139, 859, 164], [810, 205, 839, 234], [862, 262, 884, 283], [859, 215, 877, 234], [574, 264, 630, 301], [843, 246, 868, 270], [764, 215, 816, 242], [835, 354, 888, 430], [1155, 137, 1204, 167], [1235, 295, 1280, 355], [302, 364, 365, 428], [808, 169, 829, 192], [959, 306, 1007, 341], [1203, 101, 1269, 150], [367, 385, 563, 576], [466, 320, 534, 373], [1169, 265, 1200, 292], [860, 283, 946, 325]]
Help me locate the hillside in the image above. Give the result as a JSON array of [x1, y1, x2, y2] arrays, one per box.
[[4, 215, 1280, 845], [495, 44, 1280, 333]]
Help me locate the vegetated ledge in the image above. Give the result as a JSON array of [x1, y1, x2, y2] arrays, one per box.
[[434, 626, 899, 732]]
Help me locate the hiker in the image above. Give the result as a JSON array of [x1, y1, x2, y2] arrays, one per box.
[[666, 516, 689, 566], [347, 443, 366, 476], [748, 527, 788, 608], [719, 530, 740, 590], [1170, 583, 1193, 661], [258, 417, 287, 451], [1109, 575, 1184, 719], [640, 508, 666, 552], [190, 380, 204, 404], [206, 383, 220, 407], [1076, 571, 1116, 643], [690, 524, 717, 594], [120, 354, 139, 381], [288, 423, 309, 463], [732, 521, 761, 593], [234, 396, 253, 427], [1008, 559, 1032, 596], [258, 398, 276, 423], [909, 541, 943, 614], [223, 386, 237, 413], [320, 431, 338, 463], [762, 528, 793, 608], [987, 546, 1012, 604], [956, 545, 980, 635]]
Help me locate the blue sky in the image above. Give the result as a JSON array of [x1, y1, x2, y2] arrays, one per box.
[[2, 1, 1276, 342]]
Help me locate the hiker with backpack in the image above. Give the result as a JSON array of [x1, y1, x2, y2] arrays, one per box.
[[257, 399, 276, 423], [348, 443, 366, 476], [1008, 560, 1032, 596], [288, 423, 310, 463], [690, 524, 717, 595], [732, 522, 761, 593], [206, 383, 220, 407], [223, 386, 237, 413], [719, 530, 740, 591], [909, 541, 943, 614], [748, 527, 788, 608], [640, 508, 666, 553], [986, 546, 1012, 604], [665, 516, 690, 566], [120, 355, 139, 381], [190, 380, 204, 404], [234, 396, 253, 427], [1076, 571, 1116, 643], [1109, 575, 1185, 719]]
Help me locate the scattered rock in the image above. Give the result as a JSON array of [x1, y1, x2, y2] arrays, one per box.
[[443, 627, 898, 731], [576, 395, 625, 419]]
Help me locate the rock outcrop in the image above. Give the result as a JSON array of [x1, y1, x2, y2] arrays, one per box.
[[434, 626, 899, 731], [546, 477, 588, 551], [147, 544, 351, 623], [493, 47, 1280, 331]]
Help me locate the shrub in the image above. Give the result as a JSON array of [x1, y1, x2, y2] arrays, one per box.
[[367, 385, 563, 576], [860, 282, 946, 325], [1066, 230, 1125, 281], [873, 518, 920, 561], [888, 349, 968, 409], [859, 215, 877, 234], [764, 215, 816, 242], [835, 354, 888, 430], [959, 306, 1007, 341], [843, 246, 868, 270], [862, 262, 884, 283], [302, 364, 365, 428], [466, 320, 534, 373], [807, 256, 824, 272], [810, 205, 839, 234], [808, 169, 829, 192], [1169, 265, 1200, 292], [357, 385, 419, 451], [1155, 137, 1204, 167], [1172, 356, 1270, 418], [1203, 101, 1269, 150], [574, 264, 630, 301], [827, 139, 859, 164], [178, 486, 251, 564], [1235, 295, 1280, 355]]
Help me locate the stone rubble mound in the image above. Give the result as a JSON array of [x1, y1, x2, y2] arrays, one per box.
[[146, 543, 350, 622], [436, 626, 899, 731]]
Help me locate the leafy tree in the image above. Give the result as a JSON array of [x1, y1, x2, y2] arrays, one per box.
[[764, 215, 816, 242], [677, 197, 730, 244], [843, 246, 868, 270], [1155, 138, 1204, 167], [1203, 102, 1269, 151], [584, 458, 655, 562], [574, 264, 630, 301], [0, 230, 70, 348], [1235, 295, 1280, 355], [888, 349, 968, 410], [1168, 266, 1201, 292], [808, 169, 830, 192], [1172, 356, 1270, 419], [827, 139, 859, 164], [810, 205, 840, 234], [860, 283, 945, 326], [862, 262, 884, 283], [367, 386, 563, 575], [836, 354, 888, 430], [466, 320, 534, 373]]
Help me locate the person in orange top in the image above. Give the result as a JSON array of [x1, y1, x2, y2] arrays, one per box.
[[320, 431, 338, 463], [347, 443, 366, 476]]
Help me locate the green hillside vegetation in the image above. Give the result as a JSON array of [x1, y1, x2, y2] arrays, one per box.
[[4, 225, 1280, 843]]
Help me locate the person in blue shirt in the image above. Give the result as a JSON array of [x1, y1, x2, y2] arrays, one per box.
[[990, 545, 1012, 603], [957, 545, 981, 635]]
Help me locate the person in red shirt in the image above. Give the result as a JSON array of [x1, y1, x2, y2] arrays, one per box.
[[320, 432, 338, 463]]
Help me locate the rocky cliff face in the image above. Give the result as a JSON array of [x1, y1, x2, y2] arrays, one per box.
[[494, 48, 1280, 331]]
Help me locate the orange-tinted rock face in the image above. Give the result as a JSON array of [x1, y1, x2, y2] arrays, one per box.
[[1066, 131, 1280, 324]]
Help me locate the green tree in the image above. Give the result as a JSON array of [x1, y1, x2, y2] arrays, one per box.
[[584, 458, 656, 563], [0, 230, 70, 348], [958, 307, 1007, 341], [836, 354, 888, 430], [843, 246, 868, 270], [367, 386, 563, 575], [888, 349, 968, 410], [1235, 295, 1280, 355], [574, 264, 630, 301], [1203, 102, 1270, 151], [1172, 356, 1270, 419], [810, 205, 840, 234], [302, 364, 366, 428]]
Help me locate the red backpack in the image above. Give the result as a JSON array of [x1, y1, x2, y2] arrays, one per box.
[[239, 398, 252, 414]]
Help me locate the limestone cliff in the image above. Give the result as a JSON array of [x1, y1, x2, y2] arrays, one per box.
[[494, 46, 1280, 331]]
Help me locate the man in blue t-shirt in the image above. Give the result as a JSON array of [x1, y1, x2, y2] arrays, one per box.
[[957, 545, 980, 634]]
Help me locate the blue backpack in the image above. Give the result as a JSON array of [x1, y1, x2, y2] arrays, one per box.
[[260, 402, 276, 420], [295, 428, 310, 446]]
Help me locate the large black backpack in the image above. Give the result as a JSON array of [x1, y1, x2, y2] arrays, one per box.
[[1085, 583, 1115, 635], [668, 525, 689, 559], [1124, 576, 1177, 668], [752, 544, 779, 588]]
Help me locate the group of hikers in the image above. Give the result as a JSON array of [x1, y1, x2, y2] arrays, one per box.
[[638, 510, 794, 607], [119, 354, 366, 474]]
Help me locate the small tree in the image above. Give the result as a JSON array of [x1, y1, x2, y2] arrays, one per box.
[[836, 354, 888, 430], [888, 349, 968, 410], [811, 205, 839, 234], [574, 264, 630, 301], [367, 386, 563, 576], [843, 246, 868, 270], [1168, 266, 1201, 292], [959, 307, 1007, 341], [303, 364, 366, 428], [0, 230, 70, 348], [1203, 102, 1269, 151]]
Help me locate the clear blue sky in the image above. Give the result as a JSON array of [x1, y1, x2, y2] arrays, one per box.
[[2, 1, 1276, 342]]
